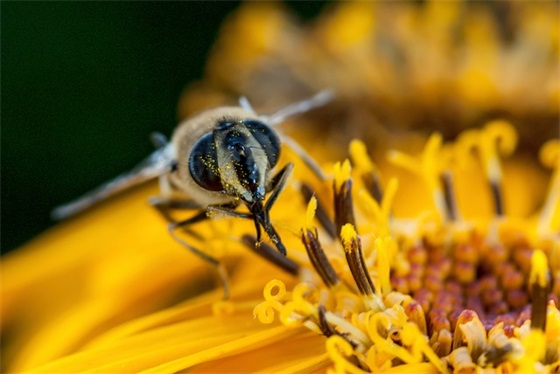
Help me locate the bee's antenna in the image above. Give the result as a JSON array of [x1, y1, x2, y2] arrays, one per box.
[[265, 90, 335, 126], [238, 96, 256, 115]]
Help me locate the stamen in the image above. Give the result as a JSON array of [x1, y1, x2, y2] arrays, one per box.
[[479, 343, 513, 367], [317, 304, 359, 351], [529, 249, 550, 332], [333, 161, 356, 235], [241, 235, 299, 275], [452, 309, 478, 350], [440, 171, 460, 221], [490, 181, 504, 217], [356, 177, 398, 236], [301, 222, 340, 287], [317, 304, 337, 337], [448, 347, 476, 373], [456, 311, 487, 362], [457, 120, 517, 217], [404, 301, 427, 335], [349, 140, 383, 203], [300, 183, 337, 239], [432, 329, 452, 358], [340, 224, 384, 311], [374, 236, 393, 296]]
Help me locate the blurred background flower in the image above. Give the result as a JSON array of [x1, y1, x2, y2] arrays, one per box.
[[2, 1, 559, 373]]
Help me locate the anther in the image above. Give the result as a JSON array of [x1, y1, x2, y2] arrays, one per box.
[[340, 224, 375, 297], [301, 228, 340, 288], [349, 140, 383, 203], [529, 249, 550, 331], [333, 161, 356, 236], [440, 171, 460, 221], [300, 183, 337, 239]]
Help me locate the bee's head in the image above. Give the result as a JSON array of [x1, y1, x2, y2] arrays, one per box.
[[189, 118, 280, 204]]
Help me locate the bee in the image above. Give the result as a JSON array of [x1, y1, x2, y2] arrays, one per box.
[[52, 91, 333, 297]]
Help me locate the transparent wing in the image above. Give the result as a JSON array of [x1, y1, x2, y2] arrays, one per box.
[[51, 143, 175, 220]]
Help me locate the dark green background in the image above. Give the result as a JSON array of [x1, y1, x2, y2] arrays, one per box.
[[2, 2, 326, 254]]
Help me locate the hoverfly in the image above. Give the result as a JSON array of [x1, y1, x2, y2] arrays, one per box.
[[52, 91, 333, 297]]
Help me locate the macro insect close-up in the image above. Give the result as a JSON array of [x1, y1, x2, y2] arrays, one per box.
[[3, 2, 559, 373], [51, 91, 334, 298]]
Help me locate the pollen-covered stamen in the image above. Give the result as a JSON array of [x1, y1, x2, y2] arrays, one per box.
[[300, 183, 337, 239], [349, 140, 383, 203], [241, 235, 299, 275], [340, 224, 377, 300], [529, 249, 550, 332], [333, 160, 356, 236], [302, 197, 339, 287], [302, 229, 340, 288]]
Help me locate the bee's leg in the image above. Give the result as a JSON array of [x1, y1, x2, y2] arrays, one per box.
[[265, 162, 294, 211], [241, 235, 299, 275], [168, 214, 231, 299], [149, 196, 201, 223], [239, 162, 295, 257], [206, 203, 249, 219], [149, 196, 207, 239], [206, 204, 265, 245], [154, 199, 241, 300]]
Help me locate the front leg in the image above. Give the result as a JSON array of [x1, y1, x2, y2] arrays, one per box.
[[150, 196, 236, 299], [149, 196, 201, 224], [265, 162, 294, 212]]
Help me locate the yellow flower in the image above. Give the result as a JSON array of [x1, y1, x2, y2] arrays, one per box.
[[3, 2, 559, 373]]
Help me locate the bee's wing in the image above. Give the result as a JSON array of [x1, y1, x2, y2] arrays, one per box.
[[51, 143, 175, 220]]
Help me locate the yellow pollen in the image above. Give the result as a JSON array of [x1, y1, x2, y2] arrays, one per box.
[[334, 159, 352, 191], [529, 249, 549, 288], [306, 195, 318, 230], [341, 223, 359, 252], [349, 139, 379, 175]]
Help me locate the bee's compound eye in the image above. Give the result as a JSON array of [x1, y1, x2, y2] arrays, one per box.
[[242, 120, 281, 168], [189, 133, 224, 192]]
